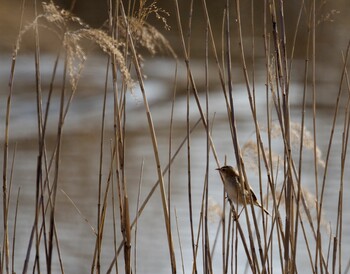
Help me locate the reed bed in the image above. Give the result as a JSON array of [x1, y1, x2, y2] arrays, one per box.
[[1, 0, 349, 273]]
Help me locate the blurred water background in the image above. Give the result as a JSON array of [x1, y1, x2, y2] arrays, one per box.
[[1, 0, 350, 273]]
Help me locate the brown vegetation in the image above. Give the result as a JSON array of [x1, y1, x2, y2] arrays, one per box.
[[1, 0, 349, 273]]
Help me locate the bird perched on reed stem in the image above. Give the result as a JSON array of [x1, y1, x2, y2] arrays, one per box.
[[216, 165, 270, 216]]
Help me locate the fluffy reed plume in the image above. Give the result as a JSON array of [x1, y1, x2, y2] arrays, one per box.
[[269, 121, 325, 167], [41, 1, 89, 27], [16, 2, 133, 90], [242, 140, 280, 173], [40, 1, 175, 89], [274, 185, 331, 234], [317, 9, 340, 25], [116, 1, 175, 58], [135, 0, 171, 30], [63, 28, 132, 89], [15, 1, 175, 90], [242, 122, 325, 175], [118, 17, 175, 56], [208, 197, 224, 222], [241, 121, 330, 232]]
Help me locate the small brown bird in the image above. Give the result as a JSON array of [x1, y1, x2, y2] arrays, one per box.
[[216, 165, 270, 216]]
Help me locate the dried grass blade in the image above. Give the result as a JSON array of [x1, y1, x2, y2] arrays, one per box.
[[119, 2, 176, 273]]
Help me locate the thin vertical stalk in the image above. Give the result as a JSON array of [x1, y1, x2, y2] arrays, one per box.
[[184, 0, 197, 271], [134, 160, 144, 274], [204, 19, 212, 274], [33, 1, 45, 270], [120, 2, 177, 272], [2, 0, 27, 270], [322, 41, 350, 274], [167, 61, 178, 242], [268, 0, 294, 270], [108, 1, 131, 273], [338, 91, 350, 274], [110, 142, 119, 274], [224, 212, 231, 274], [47, 52, 67, 274], [174, 0, 257, 272], [233, 1, 268, 272], [292, 1, 307, 272], [4, 143, 16, 272], [174, 209, 186, 274], [11, 187, 20, 274], [95, 54, 110, 274], [332, 45, 350, 274], [263, 2, 273, 272], [92, 145, 118, 273], [310, 0, 321, 270], [2, 47, 11, 274], [339, 48, 350, 273], [106, 118, 202, 274]]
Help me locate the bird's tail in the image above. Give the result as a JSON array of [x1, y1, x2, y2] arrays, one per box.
[[256, 202, 270, 215], [261, 206, 270, 216]]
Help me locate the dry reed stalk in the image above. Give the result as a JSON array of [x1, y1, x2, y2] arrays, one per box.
[[61, 190, 96, 234], [93, 41, 111, 274], [167, 60, 178, 244], [198, 2, 231, 272], [263, 13, 274, 271], [223, 210, 231, 274], [267, 2, 295, 271], [105, 118, 202, 273], [292, 2, 308, 271], [47, 51, 67, 274], [3, 0, 349, 273], [53, 220, 65, 273], [24, 178, 56, 271], [261, 2, 282, 272], [23, 94, 66, 274], [266, 51, 325, 271], [106, 3, 130, 272], [123, 196, 131, 274], [173, 0, 204, 272], [22, 2, 91, 272], [340, 48, 350, 272], [182, 0, 198, 272], [331, 43, 350, 274], [11, 187, 20, 274], [33, 2, 49, 272], [249, 1, 271, 268], [266, 2, 316, 268], [1, 0, 27, 269], [309, 1, 322, 270], [203, 16, 212, 273], [133, 160, 144, 274], [6, 145, 17, 240], [337, 78, 350, 274], [174, 209, 186, 274], [215, 1, 272, 270], [109, 139, 119, 274], [233, 1, 269, 271], [105, 3, 132, 274], [267, 2, 345, 272], [210, 210, 223, 259], [2, 64, 10, 269], [174, 0, 260, 272], [120, 2, 177, 273], [91, 142, 119, 272]]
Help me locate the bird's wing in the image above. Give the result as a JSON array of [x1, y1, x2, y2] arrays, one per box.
[[249, 187, 258, 203]]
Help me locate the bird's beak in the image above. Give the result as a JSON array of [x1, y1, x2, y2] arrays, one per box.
[[215, 167, 221, 171]]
